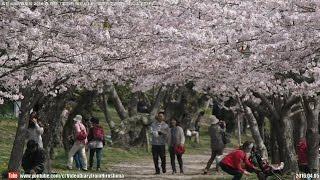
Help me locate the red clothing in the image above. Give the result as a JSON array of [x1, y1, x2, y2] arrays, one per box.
[[74, 122, 88, 145], [222, 149, 255, 173], [297, 140, 308, 165]]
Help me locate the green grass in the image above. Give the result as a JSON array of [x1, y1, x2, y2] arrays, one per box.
[[0, 119, 17, 174]]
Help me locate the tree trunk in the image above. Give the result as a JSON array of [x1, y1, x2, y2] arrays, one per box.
[[148, 86, 166, 122], [281, 114, 299, 172], [40, 96, 66, 150], [244, 106, 268, 159], [98, 94, 116, 135], [270, 122, 280, 163], [128, 92, 138, 117], [8, 89, 41, 172], [302, 96, 320, 174], [108, 85, 128, 120], [253, 92, 299, 172]]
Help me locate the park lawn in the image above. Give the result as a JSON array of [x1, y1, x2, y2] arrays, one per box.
[[0, 120, 17, 174]]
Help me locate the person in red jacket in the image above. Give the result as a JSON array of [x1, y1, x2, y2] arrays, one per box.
[[219, 141, 260, 180], [297, 139, 309, 173]]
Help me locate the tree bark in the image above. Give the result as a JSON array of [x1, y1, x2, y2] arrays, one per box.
[[108, 85, 129, 120], [281, 113, 299, 172], [8, 88, 42, 172], [244, 106, 268, 159], [128, 92, 139, 117], [302, 96, 320, 174], [254, 92, 299, 172], [38, 94, 67, 166], [270, 122, 280, 163], [148, 86, 166, 122], [98, 94, 116, 135]]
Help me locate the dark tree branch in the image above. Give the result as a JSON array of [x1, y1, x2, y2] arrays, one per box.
[[253, 91, 280, 120]]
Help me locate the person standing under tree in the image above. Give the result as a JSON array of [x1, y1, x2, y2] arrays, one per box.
[[26, 112, 44, 148], [203, 115, 225, 174], [168, 117, 185, 175], [88, 117, 106, 171], [67, 115, 88, 171], [150, 111, 169, 174]]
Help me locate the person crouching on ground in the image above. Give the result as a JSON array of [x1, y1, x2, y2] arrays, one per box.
[[22, 140, 47, 175], [150, 111, 169, 174], [168, 117, 185, 175], [67, 115, 88, 171], [219, 141, 260, 180], [88, 117, 106, 171]]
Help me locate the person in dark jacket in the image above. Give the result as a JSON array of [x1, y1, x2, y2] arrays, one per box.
[[203, 115, 225, 174], [88, 117, 105, 171], [22, 140, 47, 174]]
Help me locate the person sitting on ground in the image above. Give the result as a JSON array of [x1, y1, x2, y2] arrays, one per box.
[[219, 141, 260, 180], [191, 111, 204, 144], [22, 140, 47, 175]]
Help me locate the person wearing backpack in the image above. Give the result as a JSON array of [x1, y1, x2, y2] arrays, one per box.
[[203, 115, 225, 174], [88, 117, 105, 171], [67, 115, 88, 171]]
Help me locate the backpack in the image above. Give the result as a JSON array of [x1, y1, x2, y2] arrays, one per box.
[[76, 124, 87, 141], [93, 126, 104, 141], [221, 131, 230, 144]]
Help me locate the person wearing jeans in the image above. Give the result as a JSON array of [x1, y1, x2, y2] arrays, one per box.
[[67, 115, 88, 171], [88, 117, 105, 171], [74, 151, 83, 170], [168, 117, 185, 175], [150, 111, 169, 174]]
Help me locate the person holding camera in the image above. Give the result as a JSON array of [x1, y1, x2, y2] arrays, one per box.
[[150, 111, 169, 175]]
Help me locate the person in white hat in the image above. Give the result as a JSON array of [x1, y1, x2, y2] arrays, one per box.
[[203, 115, 225, 174], [67, 115, 88, 170]]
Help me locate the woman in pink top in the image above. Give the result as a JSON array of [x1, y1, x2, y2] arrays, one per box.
[[67, 115, 88, 170]]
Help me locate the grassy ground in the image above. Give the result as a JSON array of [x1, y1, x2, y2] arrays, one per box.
[[0, 110, 291, 180]]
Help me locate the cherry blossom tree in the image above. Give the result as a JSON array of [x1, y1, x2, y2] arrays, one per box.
[[1, 0, 320, 173]]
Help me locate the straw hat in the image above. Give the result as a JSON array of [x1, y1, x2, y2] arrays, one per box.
[[210, 115, 219, 125], [73, 115, 82, 122]]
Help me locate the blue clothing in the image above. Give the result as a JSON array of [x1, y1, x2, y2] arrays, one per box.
[[74, 151, 83, 170]]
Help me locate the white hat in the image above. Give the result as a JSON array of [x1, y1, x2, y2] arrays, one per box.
[[210, 115, 219, 125], [73, 115, 82, 122]]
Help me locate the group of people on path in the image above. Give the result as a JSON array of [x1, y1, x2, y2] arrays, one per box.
[[150, 112, 186, 175], [150, 111, 265, 180], [22, 111, 106, 174], [66, 115, 106, 171], [22, 109, 285, 180]]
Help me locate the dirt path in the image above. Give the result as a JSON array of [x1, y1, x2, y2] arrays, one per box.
[[110, 148, 234, 180]]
